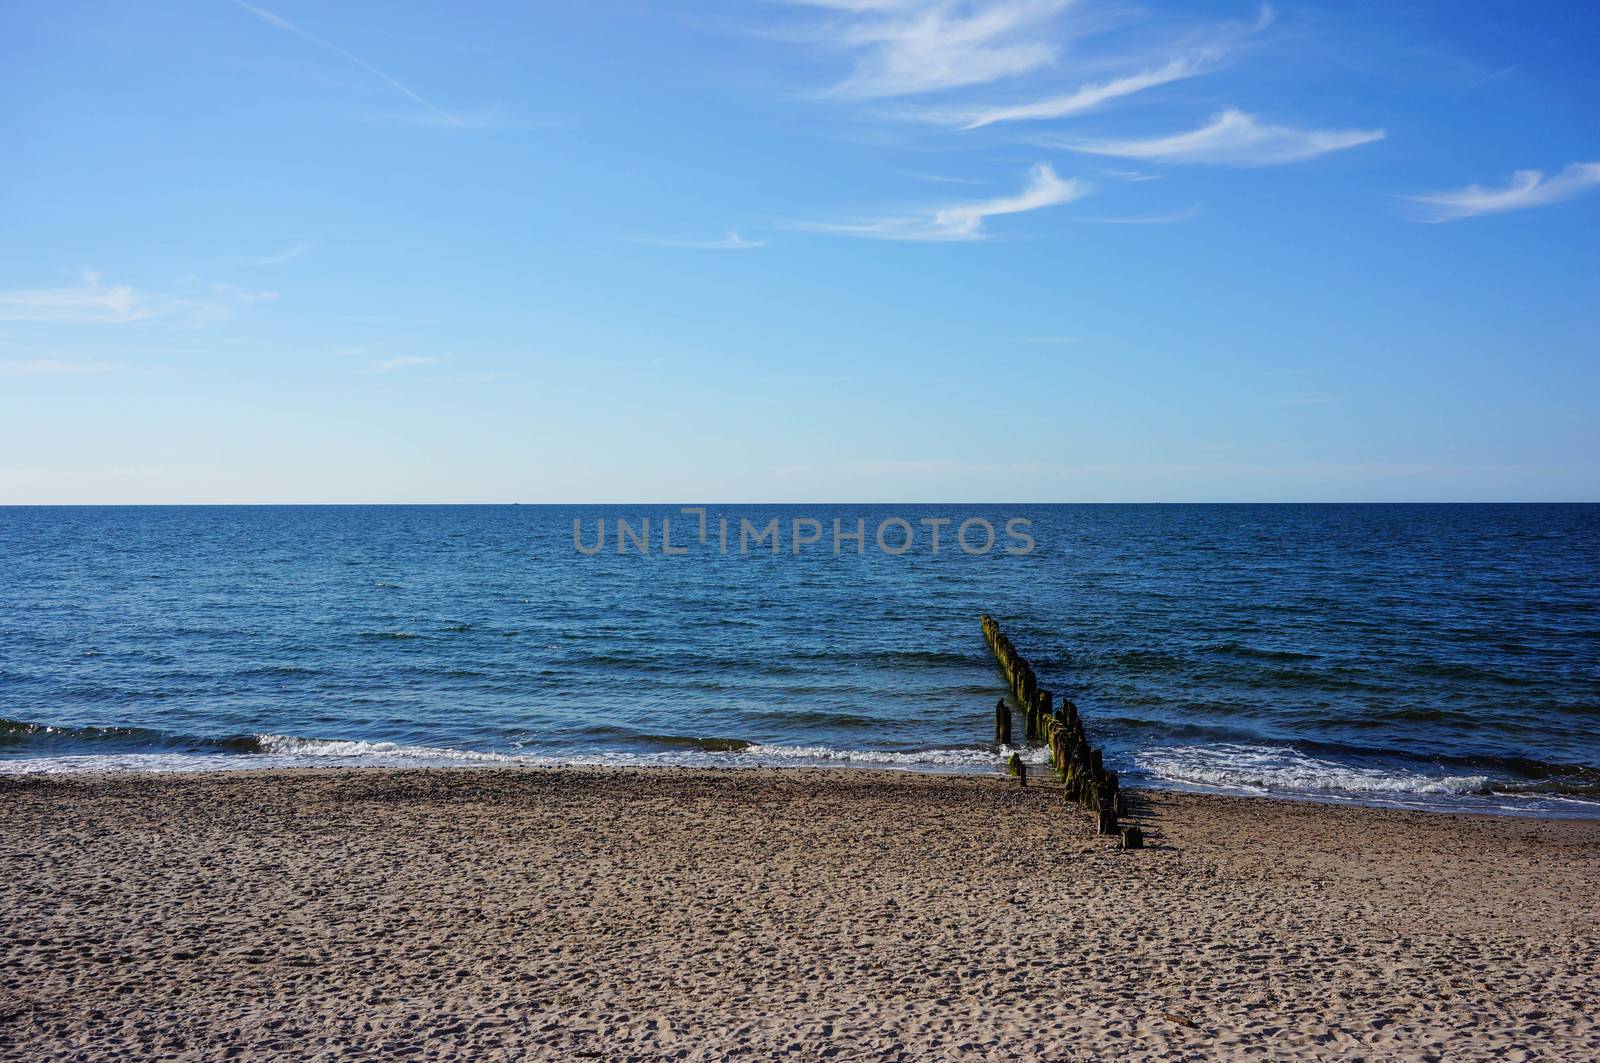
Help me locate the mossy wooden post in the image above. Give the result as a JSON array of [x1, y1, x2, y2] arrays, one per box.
[[982, 615, 1134, 843], [1023, 675, 1039, 742]]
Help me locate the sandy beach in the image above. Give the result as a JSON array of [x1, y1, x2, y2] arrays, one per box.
[[2, 767, 1597, 1061]]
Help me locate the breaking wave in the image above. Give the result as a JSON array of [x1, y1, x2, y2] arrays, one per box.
[[1135, 742, 1492, 796]]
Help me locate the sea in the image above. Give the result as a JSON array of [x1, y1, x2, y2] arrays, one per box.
[[2, 504, 1597, 816]]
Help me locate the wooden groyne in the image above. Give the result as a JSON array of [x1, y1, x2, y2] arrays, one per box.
[[982, 614, 1142, 849]]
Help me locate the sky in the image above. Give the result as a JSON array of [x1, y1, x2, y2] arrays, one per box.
[[2, 0, 1597, 503]]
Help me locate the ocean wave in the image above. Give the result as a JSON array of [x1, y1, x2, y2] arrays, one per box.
[[738, 743, 1050, 768], [254, 735, 530, 762], [4, 716, 1594, 812], [1134, 743, 1491, 796], [0, 717, 262, 753], [244, 735, 1053, 771], [632, 734, 754, 753], [0, 726, 1046, 776]]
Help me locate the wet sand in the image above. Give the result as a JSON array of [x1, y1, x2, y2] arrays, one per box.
[[2, 767, 1597, 1060]]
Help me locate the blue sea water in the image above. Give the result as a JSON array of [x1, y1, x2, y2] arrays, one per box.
[[2, 504, 1597, 816]]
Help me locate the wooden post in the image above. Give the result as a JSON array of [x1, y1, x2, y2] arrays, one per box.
[[982, 615, 1136, 845]]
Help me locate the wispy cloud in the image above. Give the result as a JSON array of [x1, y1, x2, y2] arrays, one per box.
[[369, 356, 439, 373], [0, 273, 146, 324], [250, 241, 312, 266], [232, 0, 465, 127], [814, 3, 1271, 127], [0, 358, 121, 377], [1095, 168, 1165, 182], [1400, 162, 1600, 222], [799, 162, 1088, 240], [933, 56, 1211, 129], [0, 273, 275, 326], [792, 0, 1071, 99], [886, 168, 986, 185], [1452, 63, 1520, 101], [1050, 108, 1385, 165], [626, 231, 768, 250]]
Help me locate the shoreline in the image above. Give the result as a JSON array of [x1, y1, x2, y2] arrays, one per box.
[[4, 765, 1599, 1059], [4, 754, 1598, 821]]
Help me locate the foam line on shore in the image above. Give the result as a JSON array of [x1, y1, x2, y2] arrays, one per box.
[[5, 726, 1599, 817], [1135, 743, 1492, 796], [0, 736, 1051, 777]]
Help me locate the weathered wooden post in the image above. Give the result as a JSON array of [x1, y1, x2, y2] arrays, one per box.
[[994, 698, 1011, 745], [982, 615, 1137, 845]]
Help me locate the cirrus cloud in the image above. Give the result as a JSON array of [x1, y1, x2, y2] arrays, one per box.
[[0, 273, 276, 325], [911, 4, 1276, 130], [796, 162, 1088, 241], [794, 0, 1071, 99], [1400, 162, 1600, 222], [1047, 108, 1385, 166]]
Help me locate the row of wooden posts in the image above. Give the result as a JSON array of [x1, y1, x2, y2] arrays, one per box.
[[981, 614, 1143, 849]]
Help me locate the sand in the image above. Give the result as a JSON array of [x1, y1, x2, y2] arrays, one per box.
[[2, 767, 1597, 1061]]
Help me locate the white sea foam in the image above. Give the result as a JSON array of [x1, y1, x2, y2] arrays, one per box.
[[0, 736, 1043, 775], [0, 738, 562, 775], [1135, 743, 1490, 796], [739, 743, 1051, 768], [0, 751, 428, 775], [6, 737, 1595, 817], [254, 735, 535, 763]]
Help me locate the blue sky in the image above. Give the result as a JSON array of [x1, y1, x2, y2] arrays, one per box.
[[2, 0, 1596, 503]]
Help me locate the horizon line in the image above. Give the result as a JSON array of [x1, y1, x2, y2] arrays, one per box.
[[1, 501, 1594, 508]]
